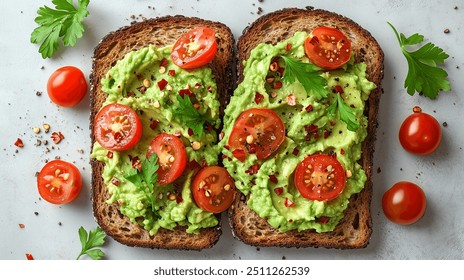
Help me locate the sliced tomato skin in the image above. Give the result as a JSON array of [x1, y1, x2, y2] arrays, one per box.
[[37, 160, 82, 204], [191, 166, 236, 213], [94, 103, 143, 151], [47, 66, 88, 107], [399, 107, 441, 155], [228, 108, 286, 160], [171, 27, 217, 69], [304, 26, 351, 70], [294, 154, 346, 201], [382, 181, 427, 225], [146, 133, 188, 185]]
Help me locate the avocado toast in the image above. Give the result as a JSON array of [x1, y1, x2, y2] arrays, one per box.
[[222, 8, 384, 249], [89, 16, 235, 250]]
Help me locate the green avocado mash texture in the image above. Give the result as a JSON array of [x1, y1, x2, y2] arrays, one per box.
[[219, 32, 376, 233], [91, 45, 221, 235]]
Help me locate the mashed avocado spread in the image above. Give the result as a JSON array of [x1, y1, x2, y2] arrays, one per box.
[[91, 45, 221, 235], [220, 32, 376, 233]]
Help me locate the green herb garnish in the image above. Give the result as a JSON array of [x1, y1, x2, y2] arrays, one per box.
[[388, 22, 451, 99], [281, 55, 328, 98], [175, 95, 207, 137], [31, 0, 90, 58], [125, 154, 159, 212], [77, 226, 106, 260], [327, 94, 359, 131]]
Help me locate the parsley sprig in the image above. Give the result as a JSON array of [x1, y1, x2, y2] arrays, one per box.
[[280, 55, 328, 98], [327, 94, 359, 131], [388, 22, 451, 99], [175, 95, 207, 137], [77, 226, 106, 260], [31, 0, 90, 58], [125, 154, 159, 212]]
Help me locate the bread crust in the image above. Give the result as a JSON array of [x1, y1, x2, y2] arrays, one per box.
[[89, 16, 235, 250], [229, 7, 384, 249]]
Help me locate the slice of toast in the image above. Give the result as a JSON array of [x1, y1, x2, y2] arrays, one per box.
[[229, 8, 384, 249], [89, 16, 234, 250]]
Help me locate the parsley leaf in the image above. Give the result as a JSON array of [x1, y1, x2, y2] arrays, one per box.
[[280, 55, 328, 99], [175, 95, 207, 137], [31, 0, 90, 58], [388, 22, 451, 99], [76, 226, 106, 260], [125, 154, 159, 212], [327, 94, 359, 131]]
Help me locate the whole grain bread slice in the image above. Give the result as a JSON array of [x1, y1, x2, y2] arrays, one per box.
[[229, 8, 384, 249], [90, 16, 235, 250]]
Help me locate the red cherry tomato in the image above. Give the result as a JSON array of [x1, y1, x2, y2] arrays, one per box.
[[399, 106, 441, 155], [228, 108, 286, 160], [191, 166, 236, 213], [37, 160, 82, 204], [382, 181, 426, 225], [146, 133, 188, 185], [171, 27, 217, 69], [304, 26, 352, 70], [94, 103, 143, 151], [294, 154, 346, 201], [47, 66, 87, 107]]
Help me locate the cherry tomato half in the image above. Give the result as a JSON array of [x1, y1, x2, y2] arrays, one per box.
[[228, 108, 286, 160], [382, 181, 426, 225], [37, 160, 82, 204], [171, 27, 217, 69], [47, 66, 88, 107], [94, 103, 143, 151], [191, 166, 236, 213], [399, 106, 441, 155], [294, 154, 346, 201], [146, 133, 188, 185], [304, 26, 352, 70]]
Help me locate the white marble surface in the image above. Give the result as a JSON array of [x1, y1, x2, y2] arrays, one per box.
[[0, 0, 463, 260]]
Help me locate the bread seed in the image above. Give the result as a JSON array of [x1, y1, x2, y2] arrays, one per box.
[[191, 141, 201, 150], [246, 135, 254, 144], [143, 79, 151, 87]]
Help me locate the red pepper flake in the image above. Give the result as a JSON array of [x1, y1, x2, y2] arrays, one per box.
[[168, 69, 176, 76], [269, 174, 278, 184], [273, 81, 283, 89], [305, 124, 318, 134], [205, 122, 214, 132], [207, 85, 213, 92], [245, 164, 260, 175], [111, 177, 120, 186], [178, 86, 193, 97], [150, 119, 160, 130], [19, 224, 25, 229], [317, 216, 330, 224], [160, 58, 168, 68], [284, 197, 295, 207], [274, 187, 284, 196], [157, 79, 168, 90], [305, 104, 314, 112], [194, 82, 202, 88], [26, 253, 34, 260], [254, 92, 264, 104], [324, 130, 332, 139], [330, 121, 337, 126], [333, 85, 344, 94], [131, 156, 142, 172], [187, 128, 194, 136], [175, 195, 183, 204], [292, 147, 299, 156], [340, 149, 346, 155], [51, 132, 64, 144], [285, 42, 292, 51], [106, 151, 113, 159], [14, 138, 24, 148], [232, 149, 246, 162], [313, 133, 320, 140], [136, 74, 143, 81], [126, 92, 136, 97]]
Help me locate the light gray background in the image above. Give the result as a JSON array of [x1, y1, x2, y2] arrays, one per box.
[[1, 0, 462, 260]]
